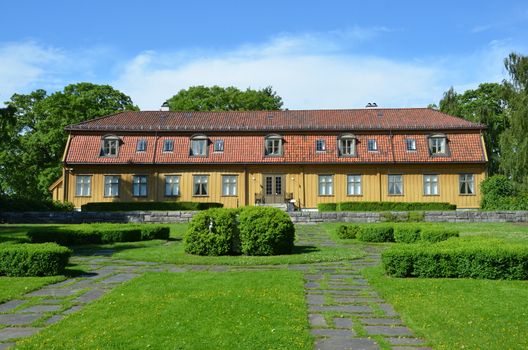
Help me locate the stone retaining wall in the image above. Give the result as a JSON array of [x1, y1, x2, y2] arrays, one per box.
[[2, 210, 528, 224]]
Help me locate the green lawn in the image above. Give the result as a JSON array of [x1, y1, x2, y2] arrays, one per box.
[[17, 271, 313, 350], [0, 276, 65, 303], [364, 266, 528, 350]]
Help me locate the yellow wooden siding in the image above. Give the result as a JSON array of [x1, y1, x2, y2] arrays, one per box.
[[64, 164, 485, 209]]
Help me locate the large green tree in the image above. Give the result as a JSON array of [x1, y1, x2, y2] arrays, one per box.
[[167, 85, 283, 111], [438, 83, 508, 175], [0, 83, 138, 199], [499, 53, 528, 188]]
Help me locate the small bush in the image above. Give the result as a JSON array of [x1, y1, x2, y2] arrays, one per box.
[[336, 224, 361, 239], [238, 207, 295, 256], [337, 201, 456, 211], [382, 238, 528, 279], [0, 243, 71, 276], [136, 225, 171, 240], [408, 211, 425, 222], [98, 228, 142, 243], [318, 203, 337, 212], [394, 225, 422, 243], [420, 228, 459, 243], [357, 224, 394, 242], [27, 227, 101, 245], [184, 208, 239, 256], [80, 201, 223, 212]]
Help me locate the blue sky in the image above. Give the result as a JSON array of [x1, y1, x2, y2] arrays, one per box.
[[1, 0, 527, 109]]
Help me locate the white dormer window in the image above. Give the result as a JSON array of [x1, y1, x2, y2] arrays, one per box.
[[163, 139, 174, 152], [100, 135, 119, 157], [367, 139, 378, 151], [338, 134, 357, 156], [429, 134, 447, 155], [406, 139, 417, 151], [136, 139, 147, 152], [265, 134, 283, 156], [190, 135, 208, 156]]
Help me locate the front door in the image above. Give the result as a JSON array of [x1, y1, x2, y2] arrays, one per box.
[[263, 174, 285, 204]]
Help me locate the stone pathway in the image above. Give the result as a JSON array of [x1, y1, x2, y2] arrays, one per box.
[[0, 229, 431, 349]]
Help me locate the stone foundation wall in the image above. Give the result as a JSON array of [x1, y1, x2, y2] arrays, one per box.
[[2, 210, 528, 224]]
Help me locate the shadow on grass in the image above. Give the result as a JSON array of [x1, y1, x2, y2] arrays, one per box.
[[290, 245, 320, 255]]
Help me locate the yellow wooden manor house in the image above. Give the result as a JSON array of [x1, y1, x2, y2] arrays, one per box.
[[50, 108, 487, 209]]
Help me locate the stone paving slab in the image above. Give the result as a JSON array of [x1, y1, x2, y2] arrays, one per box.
[[0, 313, 42, 325], [309, 314, 327, 327], [18, 304, 62, 313], [364, 325, 414, 336], [315, 337, 379, 350], [360, 317, 403, 325], [310, 305, 372, 313], [0, 300, 26, 313], [0, 342, 15, 349], [73, 289, 106, 304], [44, 314, 65, 325], [26, 288, 81, 297], [99, 273, 139, 284], [333, 317, 353, 328], [306, 294, 325, 305], [334, 297, 383, 303], [311, 329, 356, 337], [0, 327, 42, 341], [63, 305, 83, 315]]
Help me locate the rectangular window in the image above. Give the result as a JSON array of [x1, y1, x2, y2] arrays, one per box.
[[406, 139, 417, 151], [316, 139, 326, 152], [338, 138, 356, 156], [193, 175, 209, 196], [367, 139, 378, 151], [214, 140, 224, 152], [163, 139, 174, 152], [265, 138, 282, 156], [132, 175, 148, 197], [104, 176, 120, 197], [190, 139, 207, 156], [347, 175, 362, 196], [459, 174, 475, 195], [165, 175, 180, 197], [388, 174, 403, 195], [136, 139, 147, 152], [101, 139, 118, 156], [423, 174, 439, 195], [222, 175, 237, 196], [318, 175, 334, 196], [75, 175, 91, 196], [429, 137, 446, 155]]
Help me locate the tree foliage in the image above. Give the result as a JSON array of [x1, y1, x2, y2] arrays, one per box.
[[0, 83, 137, 199], [167, 85, 283, 111], [439, 83, 508, 175]]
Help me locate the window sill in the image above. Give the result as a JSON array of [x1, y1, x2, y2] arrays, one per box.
[[103, 195, 120, 198], [388, 194, 404, 196], [459, 194, 476, 196], [318, 195, 335, 197], [165, 195, 180, 198], [132, 196, 148, 198], [193, 195, 209, 197], [74, 195, 92, 198], [264, 154, 284, 157], [423, 194, 440, 197], [346, 194, 363, 197], [221, 195, 238, 197]]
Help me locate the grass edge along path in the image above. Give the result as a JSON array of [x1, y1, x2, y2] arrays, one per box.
[[363, 266, 528, 350], [16, 271, 313, 350], [0, 276, 65, 304]]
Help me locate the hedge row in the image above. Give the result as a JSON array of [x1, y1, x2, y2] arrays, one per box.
[[318, 201, 456, 212], [382, 238, 528, 279], [336, 223, 459, 243], [27, 224, 170, 245], [0, 196, 74, 212], [184, 207, 295, 256], [0, 243, 71, 276], [81, 201, 223, 212]]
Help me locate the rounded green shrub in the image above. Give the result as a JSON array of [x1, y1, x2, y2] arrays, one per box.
[[0, 243, 71, 276], [394, 225, 421, 243], [336, 224, 361, 239], [238, 207, 295, 256], [184, 208, 239, 256], [420, 228, 459, 243], [357, 224, 394, 242]]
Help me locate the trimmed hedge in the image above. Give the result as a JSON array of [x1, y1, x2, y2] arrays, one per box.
[[394, 225, 422, 243], [27, 227, 101, 245], [136, 225, 171, 240], [420, 228, 459, 243], [0, 196, 74, 212], [184, 209, 240, 256], [0, 243, 71, 276], [238, 207, 295, 256], [99, 228, 142, 243], [81, 201, 223, 212], [357, 224, 394, 242], [382, 238, 528, 279], [336, 224, 361, 239], [318, 201, 456, 212]]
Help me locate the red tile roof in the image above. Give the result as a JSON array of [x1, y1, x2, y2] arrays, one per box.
[[65, 132, 486, 165], [65, 108, 484, 132]]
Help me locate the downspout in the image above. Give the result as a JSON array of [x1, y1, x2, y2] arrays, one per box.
[[301, 166, 306, 210], [153, 131, 159, 201], [62, 133, 73, 203]]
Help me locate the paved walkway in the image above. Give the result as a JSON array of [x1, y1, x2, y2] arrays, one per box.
[[0, 228, 431, 350]]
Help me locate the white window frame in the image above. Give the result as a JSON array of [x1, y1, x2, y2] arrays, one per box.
[[423, 174, 439, 196], [165, 175, 180, 197], [75, 175, 91, 197], [104, 175, 120, 197], [367, 139, 378, 152], [193, 175, 209, 196], [347, 175, 362, 196], [265, 136, 283, 156], [132, 175, 148, 197], [222, 175, 237, 196], [101, 136, 119, 157], [406, 138, 417, 151], [163, 139, 174, 152], [429, 136, 447, 155], [318, 175, 334, 196], [214, 140, 224, 152], [338, 135, 356, 156], [388, 174, 403, 195], [190, 138, 208, 156], [136, 139, 147, 152], [459, 174, 475, 195], [315, 139, 326, 152]]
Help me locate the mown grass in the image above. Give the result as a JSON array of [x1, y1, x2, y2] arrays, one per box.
[[363, 266, 528, 350], [17, 271, 313, 350], [0, 276, 65, 304]]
